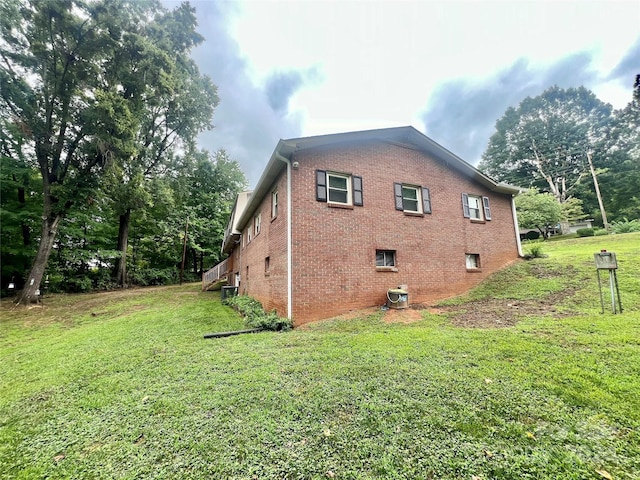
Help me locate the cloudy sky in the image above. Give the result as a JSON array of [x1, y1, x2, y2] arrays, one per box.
[[165, 0, 640, 187]]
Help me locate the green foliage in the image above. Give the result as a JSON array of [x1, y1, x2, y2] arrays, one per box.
[[611, 218, 640, 233], [515, 189, 563, 238], [129, 267, 179, 286], [524, 244, 545, 259], [594, 228, 609, 236], [480, 86, 612, 203], [224, 295, 293, 331], [576, 227, 595, 237], [0, 0, 223, 298]]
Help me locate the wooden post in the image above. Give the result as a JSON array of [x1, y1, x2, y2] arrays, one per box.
[[586, 151, 610, 231], [180, 217, 189, 285]]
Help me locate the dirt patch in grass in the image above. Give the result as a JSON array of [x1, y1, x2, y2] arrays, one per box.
[[439, 297, 572, 328], [383, 288, 577, 328]]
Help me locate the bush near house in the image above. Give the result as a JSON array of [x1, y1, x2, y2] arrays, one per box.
[[576, 227, 595, 237], [223, 294, 293, 331]]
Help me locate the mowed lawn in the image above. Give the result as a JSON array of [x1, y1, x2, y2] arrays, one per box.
[[1, 234, 639, 479]]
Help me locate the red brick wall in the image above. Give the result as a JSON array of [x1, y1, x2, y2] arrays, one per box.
[[234, 172, 289, 316], [232, 140, 520, 326], [288, 141, 519, 325]]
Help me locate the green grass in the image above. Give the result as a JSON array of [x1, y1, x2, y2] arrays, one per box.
[[1, 233, 639, 479]]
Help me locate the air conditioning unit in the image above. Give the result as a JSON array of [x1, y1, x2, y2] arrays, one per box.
[[387, 288, 408, 309]]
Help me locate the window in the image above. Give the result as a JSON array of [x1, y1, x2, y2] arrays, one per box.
[[328, 173, 350, 204], [462, 194, 492, 221], [394, 183, 431, 214], [265, 256, 270, 274], [376, 250, 396, 267], [466, 253, 480, 269], [316, 170, 363, 206], [271, 190, 278, 218], [254, 213, 261, 236], [247, 226, 252, 243]]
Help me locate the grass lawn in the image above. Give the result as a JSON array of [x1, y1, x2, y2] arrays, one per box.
[[1, 233, 639, 479]]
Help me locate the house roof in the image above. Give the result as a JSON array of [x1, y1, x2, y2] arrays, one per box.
[[235, 125, 519, 230]]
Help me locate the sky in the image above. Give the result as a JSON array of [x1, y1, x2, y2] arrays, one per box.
[[165, 0, 640, 187]]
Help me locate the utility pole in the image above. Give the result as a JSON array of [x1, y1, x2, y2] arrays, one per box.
[[586, 151, 610, 231]]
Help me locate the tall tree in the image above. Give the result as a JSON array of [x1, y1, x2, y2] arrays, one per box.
[[172, 149, 247, 275], [0, 0, 215, 303], [479, 86, 613, 232], [601, 74, 640, 220], [103, 3, 219, 286]]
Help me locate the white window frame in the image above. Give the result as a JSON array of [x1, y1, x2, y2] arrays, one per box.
[[271, 190, 278, 218], [466, 253, 480, 269], [327, 172, 352, 205], [467, 195, 483, 220], [254, 213, 261, 236], [401, 185, 422, 213]]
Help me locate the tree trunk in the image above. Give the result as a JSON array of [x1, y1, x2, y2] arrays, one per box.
[[192, 248, 198, 276], [114, 209, 131, 287], [15, 214, 62, 305]]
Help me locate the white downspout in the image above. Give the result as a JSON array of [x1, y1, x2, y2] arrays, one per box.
[[511, 195, 523, 257], [276, 153, 293, 320]]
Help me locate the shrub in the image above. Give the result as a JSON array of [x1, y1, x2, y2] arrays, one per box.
[[65, 276, 93, 293], [129, 268, 178, 286], [576, 228, 595, 237], [523, 244, 545, 259], [611, 218, 640, 234], [224, 295, 293, 331], [594, 228, 609, 236]]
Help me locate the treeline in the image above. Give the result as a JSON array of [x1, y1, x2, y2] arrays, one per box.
[[0, 0, 246, 300], [1, 148, 246, 294]]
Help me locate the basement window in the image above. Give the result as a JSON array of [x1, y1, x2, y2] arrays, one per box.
[[466, 253, 481, 271], [376, 250, 398, 271]]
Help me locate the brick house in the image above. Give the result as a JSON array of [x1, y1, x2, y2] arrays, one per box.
[[217, 126, 522, 326]]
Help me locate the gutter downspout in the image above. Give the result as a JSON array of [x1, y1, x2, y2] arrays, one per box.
[[276, 153, 293, 320], [511, 195, 523, 257]]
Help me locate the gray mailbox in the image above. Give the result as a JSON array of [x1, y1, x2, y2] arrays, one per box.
[[594, 250, 622, 314]]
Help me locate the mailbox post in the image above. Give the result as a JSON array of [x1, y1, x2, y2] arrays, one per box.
[[594, 250, 622, 314]]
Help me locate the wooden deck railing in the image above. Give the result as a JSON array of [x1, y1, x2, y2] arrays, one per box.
[[202, 258, 229, 290]]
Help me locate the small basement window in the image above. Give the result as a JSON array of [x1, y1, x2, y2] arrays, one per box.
[[466, 253, 481, 270], [376, 250, 397, 271]]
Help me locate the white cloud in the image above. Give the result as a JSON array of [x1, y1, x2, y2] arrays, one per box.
[[167, 0, 640, 185]]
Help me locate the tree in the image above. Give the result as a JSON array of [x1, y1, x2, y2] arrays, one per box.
[[600, 74, 640, 220], [103, 3, 219, 286], [515, 189, 563, 239], [172, 149, 247, 275], [480, 86, 613, 232], [0, 0, 216, 302]]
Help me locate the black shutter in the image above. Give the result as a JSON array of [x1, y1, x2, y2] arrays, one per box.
[[422, 187, 431, 214], [482, 196, 492, 220], [316, 170, 327, 202], [394, 183, 404, 210], [353, 176, 363, 206], [462, 193, 470, 218]]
